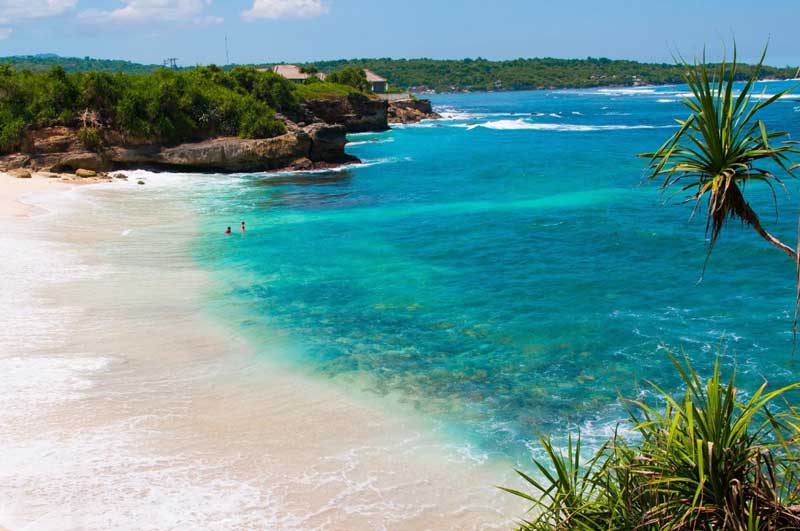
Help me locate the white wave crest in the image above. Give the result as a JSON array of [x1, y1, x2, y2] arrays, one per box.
[[456, 119, 675, 132], [347, 138, 395, 147]]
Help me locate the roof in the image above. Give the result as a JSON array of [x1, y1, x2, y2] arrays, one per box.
[[271, 64, 326, 81], [272, 64, 308, 79], [363, 69, 387, 82]]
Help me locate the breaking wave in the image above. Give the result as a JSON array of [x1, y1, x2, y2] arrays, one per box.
[[455, 119, 675, 132]]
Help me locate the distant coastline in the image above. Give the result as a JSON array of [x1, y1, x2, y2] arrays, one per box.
[[3, 54, 797, 94]]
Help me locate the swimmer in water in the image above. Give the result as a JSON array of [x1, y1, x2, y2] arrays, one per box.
[[240, 221, 246, 233], [225, 226, 231, 234]]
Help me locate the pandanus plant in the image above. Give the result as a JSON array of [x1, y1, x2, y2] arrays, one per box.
[[502, 353, 800, 531], [641, 45, 799, 268]]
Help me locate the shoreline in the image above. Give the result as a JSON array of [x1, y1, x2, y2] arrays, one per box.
[[0, 173, 527, 529], [0, 173, 66, 218]]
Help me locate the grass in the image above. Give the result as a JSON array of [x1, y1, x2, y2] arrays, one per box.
[[503, 352, 800, 531], [293, 81, 369, 100]]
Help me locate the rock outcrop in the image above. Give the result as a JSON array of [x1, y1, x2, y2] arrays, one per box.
[[303, 94, 389, 133], [8, 168, 31, 179], [388, 99, 441, 124], [0, 124, 358, 174]]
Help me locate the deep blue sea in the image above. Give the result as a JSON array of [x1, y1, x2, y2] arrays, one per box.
[[189, 82, 800, 463]]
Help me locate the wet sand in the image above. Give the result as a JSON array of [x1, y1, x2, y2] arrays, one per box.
[[0, 173, 64, 217], [0, 175, 527, 530]]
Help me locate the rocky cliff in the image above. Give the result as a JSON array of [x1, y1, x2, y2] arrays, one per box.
[[0, 123, 357, 174], [0, 94, 439, 175], [387, 99, 441, 124], [303, 94, 389, 133]]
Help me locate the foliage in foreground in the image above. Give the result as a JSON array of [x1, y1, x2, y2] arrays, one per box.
[[503, 353, 800, 531], [642, 45, 799, 265]]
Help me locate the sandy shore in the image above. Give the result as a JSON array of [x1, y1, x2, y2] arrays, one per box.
[[0, 173, 64, 217], [0, 173, 527, 530]]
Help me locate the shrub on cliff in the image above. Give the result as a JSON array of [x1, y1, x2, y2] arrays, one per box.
[[77, 127, 102, 151], [504, 353, 800, 531], [294, 81, 365, 100]]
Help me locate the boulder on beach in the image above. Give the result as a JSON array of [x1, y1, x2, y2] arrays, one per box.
[[8, 168, 32, 179], [76, 168, 97, 178]]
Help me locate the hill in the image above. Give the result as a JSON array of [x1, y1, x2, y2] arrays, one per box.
[[0, 54, 159, 74]]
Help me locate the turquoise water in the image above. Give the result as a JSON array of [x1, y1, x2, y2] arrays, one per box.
[[189, 82, 800, 462]]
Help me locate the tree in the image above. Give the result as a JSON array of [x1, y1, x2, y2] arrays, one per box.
[[642, 45, 799, 268], [327, 67, 369, 92]]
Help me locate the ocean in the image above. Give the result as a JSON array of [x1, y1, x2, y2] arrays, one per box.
[[3, 80, 800, 529], [192, 81, 800, 459]]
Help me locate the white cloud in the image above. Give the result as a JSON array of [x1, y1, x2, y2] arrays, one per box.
[[0, 0, 77, 24], [0, 27, 12, 40], [79, 0, 222, 25], [242, 0, 329, 20]]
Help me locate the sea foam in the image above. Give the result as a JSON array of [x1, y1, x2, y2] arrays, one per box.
[[456, 119, 675, 132]]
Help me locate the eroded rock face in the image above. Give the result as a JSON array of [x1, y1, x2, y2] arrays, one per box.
[[303, 94, 389, 133], [29, 127, 82, 153], [0, 124, 358, 174], [106, 133, 312, 172], [388, 99, 441, 124], [306, 123, 354, 162]]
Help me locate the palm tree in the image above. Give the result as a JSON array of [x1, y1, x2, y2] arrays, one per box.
[[642, 45, 799, 268]]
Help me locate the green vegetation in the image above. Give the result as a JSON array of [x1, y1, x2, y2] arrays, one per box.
[[3, 54, 795, 94], [504, 352, 800, 530], [0, 64, 361, 154], [77, 126, 102, 151], [326, 67, 370, 92], [0, 54, 159, 73], [294, 81, 365, 100], [309, 57, 797, 92], [642, 47, 799, 266]]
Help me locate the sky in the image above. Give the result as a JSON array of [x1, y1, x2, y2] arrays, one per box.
[[0, 0, 798, 67]]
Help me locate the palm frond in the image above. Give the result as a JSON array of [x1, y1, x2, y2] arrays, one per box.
[[641, 42, 800, 264]]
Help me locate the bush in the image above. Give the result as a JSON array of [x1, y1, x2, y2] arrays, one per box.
[[504, 353, 800, 531], [77, 127, 102, 151], [327, 67, 370, 92], [0, 115, 25, 153], [294, 81, 363, 100], [237, 101, 285, 139], [0, 65, 299, 150]]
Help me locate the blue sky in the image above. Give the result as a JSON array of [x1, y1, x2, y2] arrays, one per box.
[[0, 0, 798, 66]]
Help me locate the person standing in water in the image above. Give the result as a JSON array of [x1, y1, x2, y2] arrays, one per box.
[[240, 221, 246, 233], [225, 227, 231, 235]]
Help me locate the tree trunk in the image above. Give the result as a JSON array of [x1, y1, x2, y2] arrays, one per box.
[[731, 186, 799, 262]]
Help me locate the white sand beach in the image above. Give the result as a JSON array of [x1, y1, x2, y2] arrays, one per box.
[[0, 173, 526, 530], [0, 173, 64, 218]]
